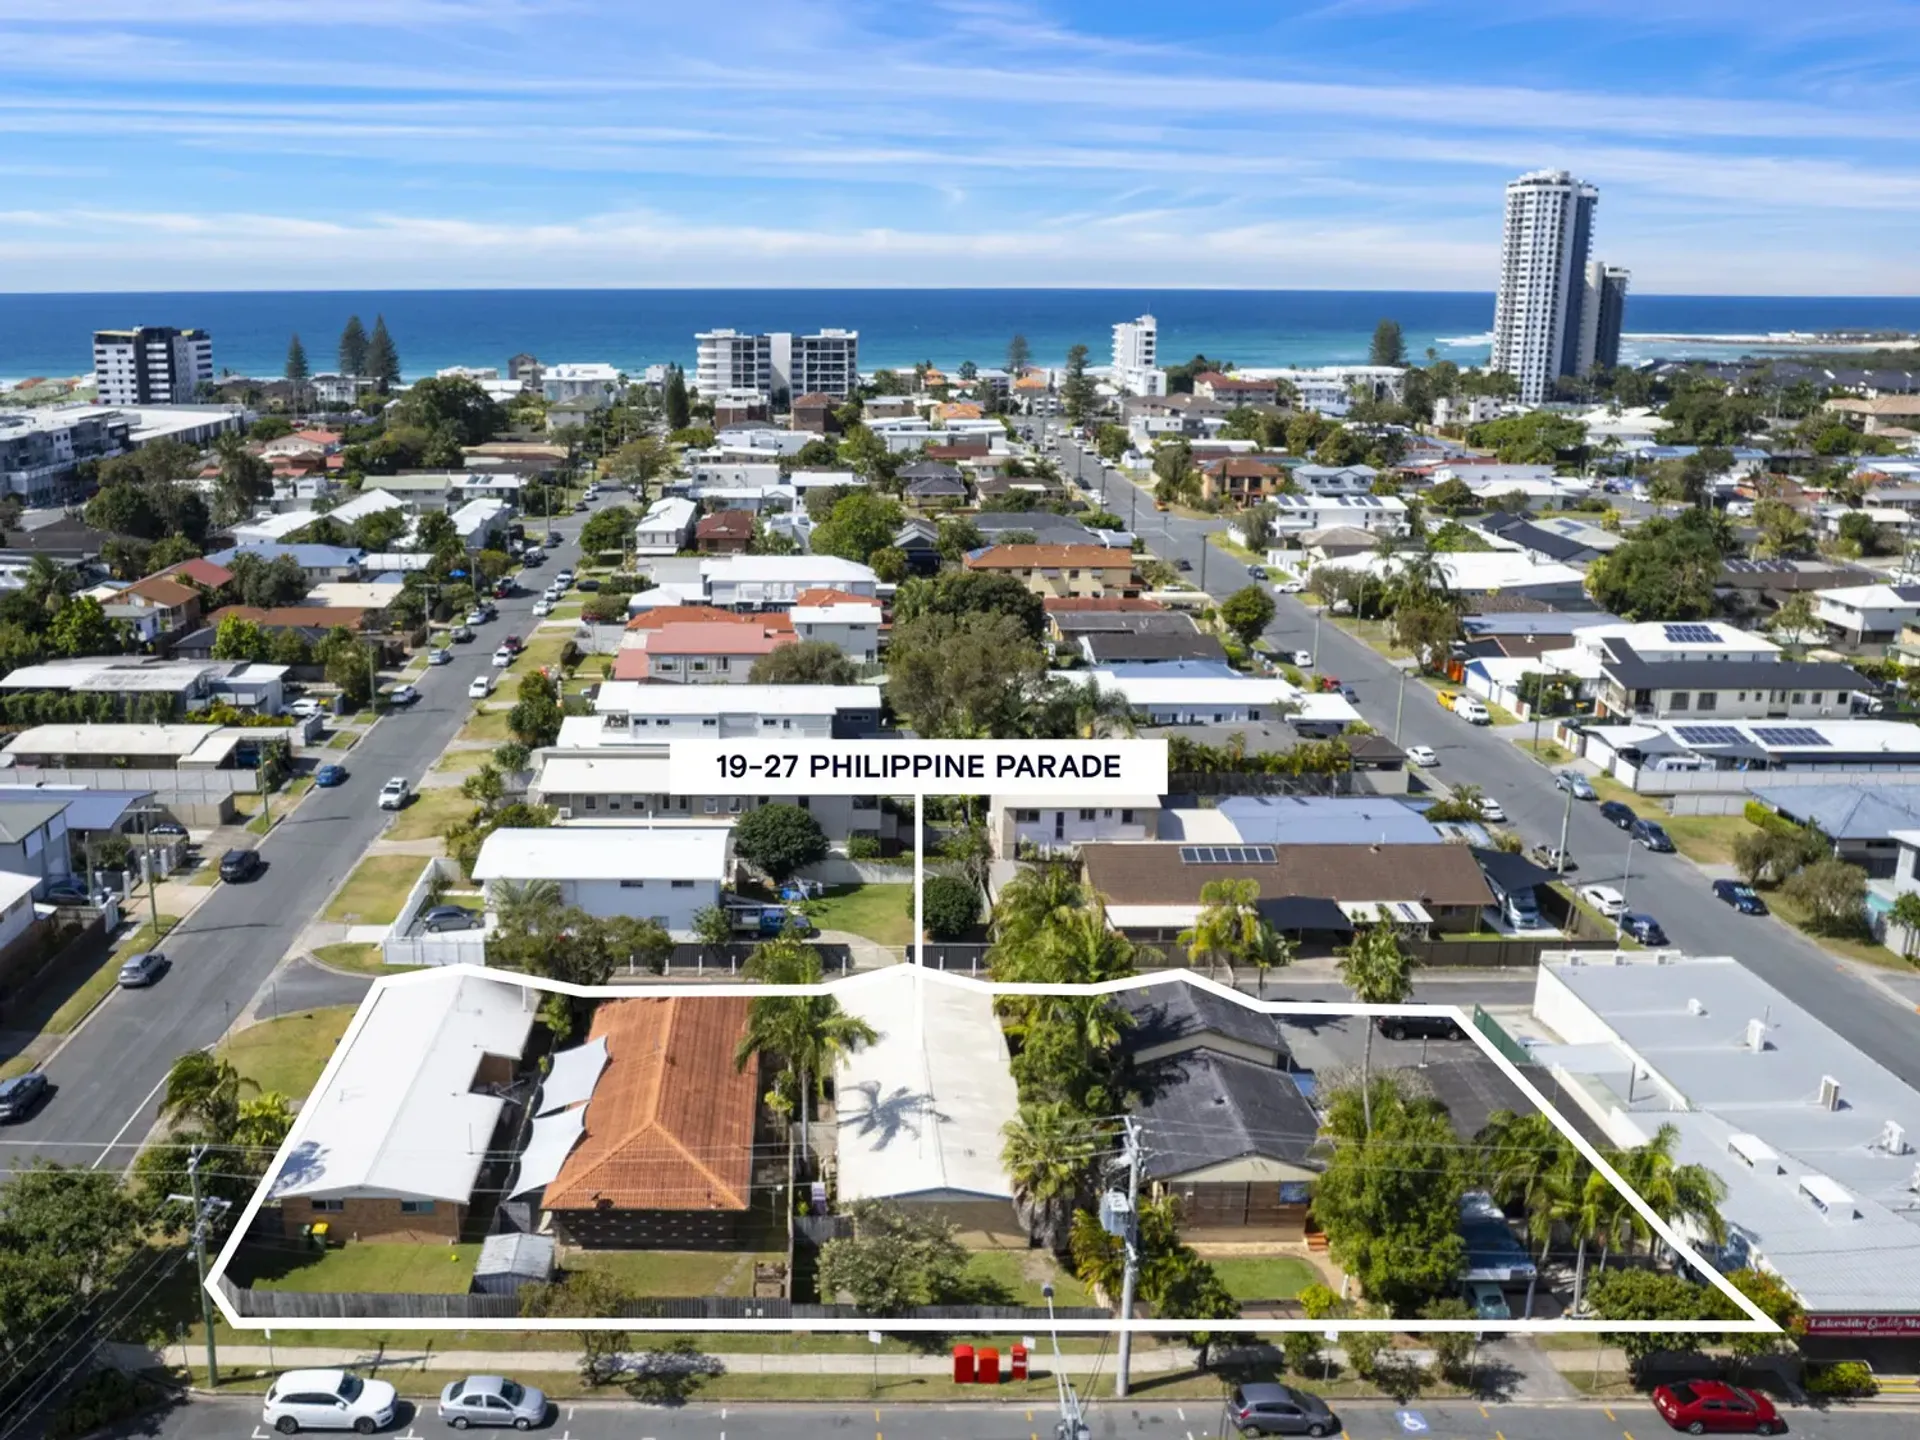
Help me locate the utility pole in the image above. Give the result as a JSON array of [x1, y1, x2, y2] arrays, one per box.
[[1111, 1116, 1144, 1398], [1312, 607, 1323, 667], [1393, 664, 1409, 745], [1556, 783, 1574, 877], [138, 808, 160, 937], [173, 1147, 231, 1387], [1042, 1284, 1090, 1440]]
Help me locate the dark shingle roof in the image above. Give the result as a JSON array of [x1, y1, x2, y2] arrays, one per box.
[[1081, 631, 1227, 664], [1116, 981, 1286, 1060], [1599, 644, 1865, 694], [1134, 1050, 1320, 1180]]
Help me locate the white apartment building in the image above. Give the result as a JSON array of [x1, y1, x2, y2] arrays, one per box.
[[1490, 170, 1599, 403], [1268, 366, 1405, 418], [0, 409, 130, 501], [694, 329, 860, 402], [632, 497, 699, 556], [1111, 314, 1167, 397], [92, 326, 214, 406], [589, 684, 885, 739], [790, 590, 882, 665], [1432, 395, 1505, 428], [540, 363, 621, 407]]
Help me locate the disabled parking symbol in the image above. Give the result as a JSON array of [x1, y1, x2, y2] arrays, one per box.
[[1396, 1411, 1429, 1434]]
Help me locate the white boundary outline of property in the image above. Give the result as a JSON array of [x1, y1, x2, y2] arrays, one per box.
[[207, 962, 1777, 1337]]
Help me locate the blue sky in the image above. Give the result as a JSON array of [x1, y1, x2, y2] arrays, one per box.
[[2, 0, 1918, 293]]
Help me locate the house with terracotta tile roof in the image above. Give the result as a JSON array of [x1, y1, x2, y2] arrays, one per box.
[[1193, 372, 1281, 404], [153, 557, 235, 592], [963, 544, 1135, 599], [790, 588, 882, 664], [611, 619, 794, 683], [113, 574, 204, 638], [790, 392, 838, 434], [538, 996, 761, 1247], [1198, 455, 1291, 507], [694, 509, 755, 555]]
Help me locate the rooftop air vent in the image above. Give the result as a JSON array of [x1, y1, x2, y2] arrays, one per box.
[[1745, 1018, 1770, 1052], [1687, 998, 1708, 1016], [1819, 1075, 1844, 1111], [1879, 1120, 1910, 1156]]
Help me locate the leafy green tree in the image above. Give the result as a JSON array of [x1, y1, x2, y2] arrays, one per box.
[[1369, 319, 1406, 367], [1584, 509, 1735, 620], [508, 670, 564, 748], [365, 314, 400, 391], [388, 375, 502, 445], [1888, 890, 1920, 961], [1060, 343, 1098, 423], [892, 568, 1043, 639], [1152, 437, 1197, 506], [918, 874, 981, 939], [1784, 856, 1869, 935], [810, 490, 904, 565], [211, 615, 269, 662], [603, 435, 671, 490], [1467, 411, 1587, 464], [818, 1200, 971, 1312], [750, 640, 859, 686], [1337, 924, 1413, 1132], [886, 610, 1045, 737], [338, 315, 369, 375], [1585, 1269, 1713, 1372], [579, 504, 636, 555], [1001, 1100, 1096, 1250], [1219, 584, 1276, 647], [147, 535, 202, 572], [1006, 335, 1031, 375], [0, 1163, 141, 1363], [664, 366, 691, 430], [1709, 1268, 1804, 1370], [48, 596, 116, 658], [1427, 476, 1477, 514], [731, 803, 829, 883], [868, 545, 908, 584]]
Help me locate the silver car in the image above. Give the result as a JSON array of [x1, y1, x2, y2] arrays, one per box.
[[116, 951, 168, 987], [438, 1376, 547, 1430]]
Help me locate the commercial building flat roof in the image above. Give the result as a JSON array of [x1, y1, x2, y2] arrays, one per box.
[[594, 682, 882, 717], [472, 825, 731, 883], [1, 723, 241, 763]]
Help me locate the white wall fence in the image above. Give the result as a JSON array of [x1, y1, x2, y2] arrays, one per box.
[[796, 857, 915, 886], [380, 856, 479, 967], [574, 621, 626, 656], [2, 766, 260, 796]]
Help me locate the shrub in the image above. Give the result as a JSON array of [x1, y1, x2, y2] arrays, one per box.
[[846, 835, 882, 860], [1340, 1328, 1388, 1379], [50, 1370, 168, 1439], [1805, 1361, 1877, 1398], [918, 874, 982, 939], [731, 803, 829, 882], [1280, 1330, 1323, 1377], [1298, 1283, 1342, 1320]]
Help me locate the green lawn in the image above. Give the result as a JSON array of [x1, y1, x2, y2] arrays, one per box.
[[433, 748, 491, 773], [1205, 1256, 1320, 1302], [326, 731, 360, 751], [508, 631, 571, 677], [1516, 738, 1573, 764], [1767, 888, 1910, 971], [385, 786, 477, 842], [457, 709, 512, 744], [312, 942, 392, 975], [1328, 614, 1415, 662], [804, 883, 915, 946], [569, 1249, 783, 1298], [45, 915, 178, 1035], [246, 1241, 483, 1295], [959, 1250, 1092, 1307], [218, 1005, 356, 1099], [323, 856, 426, 925]]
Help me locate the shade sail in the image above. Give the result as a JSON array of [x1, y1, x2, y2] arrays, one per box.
[[509, 1107, 587, 1199], [535, 1037, 608, 1116]]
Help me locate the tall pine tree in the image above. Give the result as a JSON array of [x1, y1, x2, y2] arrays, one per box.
[[1060, 343, 1097, 423], [339, 315, 369, 376], [664, 365, 690, 431], [1369, 319, 1407, 367], [1006, 333, 1031, 375], [284, 333, 309, 385], [365, 315, 400, 392]]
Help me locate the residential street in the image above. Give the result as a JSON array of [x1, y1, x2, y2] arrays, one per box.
[[0, 501, 600, 1179], [120, 1391, 1920, 1440], [1053, 425, 1920, 1090]]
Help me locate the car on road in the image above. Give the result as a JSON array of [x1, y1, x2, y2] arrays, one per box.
[[547, 530, 563, 545], [468, 675, 496, 698], [1598, 800, 1637, 829], [428, 647, 453, 666], [521, 549, 543, 567], [378, 778, 411, 811], [421, 904, 481, 933], [490, 647, 513, 668], [0, 1071, 50, 1122], [1228, 1382, 1338, 1437], [1554, 770, 1596, 800], [1622, 912, 1668, 945], [1174, 557, 1192, 571], [438, 1375, 547, 1430], [451, 624, 475, 642], [1713, 878, 1769, 915], [1374, 1015, 1463, 1042], [1405, 744, 1438, 767], [577, 577, 600, 591], [1478, 797, 1507, 823], [219, 848, 262, 883], [388, 685, 421, 706], [314, 764, 348, 787], [1632, 818, 1677, 853], [1289, 650, 1313, 667], [1278, 578, 1304, 592], [117, 950, 169, 987], [288, 698, 324, 719], [1246, 564, 1266, 580], [1651, 1379, 1780, 1436], [554, 569, 575, 585], [1579, 884, 1628, 918], [264, 1369, 399, 1435], [531, 600, 552, 617], [1529, 843, 1575, 871], [465, 608, 488, 626]]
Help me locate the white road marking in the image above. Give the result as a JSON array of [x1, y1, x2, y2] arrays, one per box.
[[91, 1066, 175, 1170], [1177, 1410, 1186, 1422]]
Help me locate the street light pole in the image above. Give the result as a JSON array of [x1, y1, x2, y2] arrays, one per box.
[[1112, 1117, 1144, 1398], [1557, 783, 1574, 877], [1393, 665, 1409, 745], [1043, 1284, 1090, 1440]]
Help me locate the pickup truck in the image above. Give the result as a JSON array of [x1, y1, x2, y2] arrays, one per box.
[[378, 778, 411, 810]]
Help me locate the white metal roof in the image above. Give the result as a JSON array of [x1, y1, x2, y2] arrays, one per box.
[[471, 824, 732, 882], [270, 971, 537, 1203], [330, 489, 404, 522], [792, 602, 883, 626], [594, 682, 882, 717], [834, 967, 1018, 1206], [534, 753, 670, 795], [1, 723, 239, 761], [702, 555, 877, 584]]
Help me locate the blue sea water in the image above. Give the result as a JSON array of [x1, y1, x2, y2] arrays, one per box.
[[3, 288, 1919, 386]]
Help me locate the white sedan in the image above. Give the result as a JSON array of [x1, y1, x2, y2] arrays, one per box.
[[531, 600, 553, 617], [490, 647, 514, 668], [1578, 884, 1628, 918], [1405, 745, 1438, 767], [1289, 650, 1314, 667], [1277, 579, 1305, 594]]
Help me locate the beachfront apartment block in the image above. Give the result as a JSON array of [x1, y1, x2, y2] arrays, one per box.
[[540, 363, 622, 407], [1111, 314, 1167, 397], [1490, 169, 1599, 403], [92, 326, 214, 406], [695, 329, 860, 402]]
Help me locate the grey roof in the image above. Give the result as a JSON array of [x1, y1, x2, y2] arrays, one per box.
[[0, 786, 148, 831], [972, 511, 1095, 543], [1485, 521, 1605, 563], [1747, 783, 1920, 841], [906, 475, 968, 497], [1462, 611, 1624, 636], [1051, 611, 1199, 636], [474, 1231, 555, 1280], [1539, 956, 1920, 1313], [1081, 631, 1228, 664], [1470, 846, 1559, 894], [1599, 643, 1866, 694], [1116, 980, 1288, 1060], [0, 800, 68, 843], [1133, 1049, 1320, 1180]]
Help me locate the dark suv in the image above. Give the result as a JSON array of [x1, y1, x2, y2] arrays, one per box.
[[1374, 1015, 1464, 1043], [219, 848, 262, 883], [1632, 818, 1676, 853], [1229, 1383, 1338, 1437], [0, 1071, 50, 1123]]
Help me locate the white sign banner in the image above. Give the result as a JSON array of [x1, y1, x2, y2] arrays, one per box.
[[669, 739, 1168, 797]]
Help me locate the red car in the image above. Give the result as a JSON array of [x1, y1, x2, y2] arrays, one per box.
[[1652, 1380, 1781, 1435]]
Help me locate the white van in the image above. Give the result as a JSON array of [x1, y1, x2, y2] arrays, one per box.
[[1454, 696, 1491, 725]]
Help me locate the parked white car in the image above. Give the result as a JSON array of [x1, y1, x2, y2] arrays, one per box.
[[287, 698, 324, 719], [1405, 745, 1438, 767], [378, 778, 410, 811], [1478, 797, 1507, 823], [468, 675, 495, 698], [531, 600, 553, 617], [1289, 650, 1314, 668], [263, 1369, 397, 1435], [1578, 884, 1628, 918], [490, 647, 514, 668]]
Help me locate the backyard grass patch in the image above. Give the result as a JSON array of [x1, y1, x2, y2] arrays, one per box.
[[1329, 615, 1415, 662], [44, 915, 178, 1035], [323, 856, 426, 925], [804, 883, 915, 947], [959, 1250, 1092, 1307], [433, 748, 491, 774], [569, 1249, 782, 1298], [1206, 1256, 1320, 1302], [385, 786, 477, 842], [242, 1241, 483, 1295], [218, 1005, 356, 1099]]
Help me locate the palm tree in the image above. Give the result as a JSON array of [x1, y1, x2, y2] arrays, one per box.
[[1041, 899, 1137, 985], [1889, 890, 1920, 963], [735, 989, 877, 1169], [1065, 677, 1136, 739], [1001, 1100, 1097, 1251], [160, 1052, 254, 1137], [1179, 877, 1261, 980], [492, 878, 565, 933], [1617, 1123, 1728, 1258], [1479, 1109, 1566, 1253], [1336, 923, 1414, 1132], [988, 862, 1083, 977], [1245, 919, 1294, 997]]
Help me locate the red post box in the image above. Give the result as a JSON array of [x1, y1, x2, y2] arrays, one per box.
[[1009, 1344, 1029, 1380], [952, 1343, 975, 1383], [976, 1347, 1000, 1384]]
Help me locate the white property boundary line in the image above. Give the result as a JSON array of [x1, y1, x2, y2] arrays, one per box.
[[207, 963, 1778, 1337]]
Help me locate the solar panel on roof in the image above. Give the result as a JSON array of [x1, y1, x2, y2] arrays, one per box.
[[1673, 724, 1747, 747], [1663, 623, 1719, 643], [1178, 845, 1276, 864], [1750, 726, 1830, 748]]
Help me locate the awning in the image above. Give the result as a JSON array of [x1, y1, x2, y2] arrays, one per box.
[[1257, 895, 1353, 932], [536, 1037, 608, 1116], [509, 1108, 587, 1199]]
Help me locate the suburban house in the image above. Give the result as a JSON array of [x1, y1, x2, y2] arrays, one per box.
[[109, 574, 203, 641], [1062, 668, 1358, 730], [635, 498, 700, 556], [1290, 463, 1379, 496], [694, 510, 755, 554], [1116, 980, 1289, 1068], [611, 618, 793, 683], [962, 544, 1134, 599], [471, 825, 733, 933], [205, 542, 365, 581], [1749, 783, 1920, 879], [151, 556, 235, 592], [1815, 582, 1920, 651], [0, 871, 40, 953], [789, 588, 881, 664], [0, 657, 288, 717], [0, 800, 73, 893], [1196, 457, 1288, 507], [832, 967, 1023, 1242], [1046, 608, 1188, 646], [1078, 629, 1227, 668], [1078, 840, 1496, 943], [1595, 647, 1865, 722], [790, 393, 837, 433], [990, 794, 1161, 857], [270, 971, 539, 1242], [1477, 512, 1622, 567], [449, 497, 512, 552], [535, 996, 761, 1247], [592, 682, 884, 739], [702, 555, 879, 610], [1258, 494, 1408, 536]]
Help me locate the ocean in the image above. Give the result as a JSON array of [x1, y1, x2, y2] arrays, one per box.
[[4, 289, 1920, 387]]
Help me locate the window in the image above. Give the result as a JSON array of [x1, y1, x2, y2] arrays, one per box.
[[702, 718, 717, 727], [728, 796, 744, 813], [1121, 809, 1135, 824], [1079, 809, 1096, 821], [1016, 809, 1039, 823], [620, 879, 647, 889], [310, 1199, 345, 1213], [608, 796, 621, 811], [1792, 692, 1804, 705], [762, 717, 778, 726], [852, 795, 878, 810], [1810, 693, 1823, 705], [583, 795, 597, 811], [399, 1200, 436, 1215], [671, 879, 695, 889], [1669, 691, 1689, 711], [1696, 693, 1717, 712]]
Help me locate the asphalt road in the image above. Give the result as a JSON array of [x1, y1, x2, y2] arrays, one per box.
[[122, 1392, 1920, 1440], [1049, 424, 1920, 1089], [0, 498, 602, 1178]]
